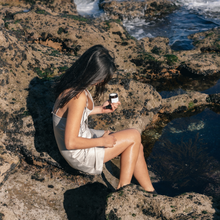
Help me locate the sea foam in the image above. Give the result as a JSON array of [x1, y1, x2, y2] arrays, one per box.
[[177, 0, 220, 20], [74, 0, 101, 17]]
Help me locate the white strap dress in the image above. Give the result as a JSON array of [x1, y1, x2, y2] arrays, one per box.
[[52, 89, 105, 175]]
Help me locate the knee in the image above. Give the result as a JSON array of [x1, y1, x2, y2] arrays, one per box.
[[129, 128, 141, 144]]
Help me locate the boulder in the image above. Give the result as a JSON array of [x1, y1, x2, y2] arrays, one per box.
[[0, 142, 19, 186], [161, 91, 209, 114], [105, 184, 216, 220], [100, 0, 178, 21], [175, 27, 220, 77], [91, 79, 162, 133], [100, 0, 146, 20]]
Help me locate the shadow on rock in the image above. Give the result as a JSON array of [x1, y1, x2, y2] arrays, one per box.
[[26, 77, 79, 173], [64, 182, 111, 220]]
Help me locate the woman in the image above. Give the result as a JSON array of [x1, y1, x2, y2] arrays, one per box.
[[52, 45, 155, 192]]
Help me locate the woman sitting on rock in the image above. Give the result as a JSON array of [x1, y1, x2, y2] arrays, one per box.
[[52, 45, 155, 192]]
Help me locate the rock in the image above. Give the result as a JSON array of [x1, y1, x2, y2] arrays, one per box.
[[100, 0, 146, 20], [0, 31, 9, 48], [0, 142, 20, 186], [91, 79, 162, 133], [0, 1, 220, 219], [0, 160, 110, 220], [144, 0, 178, 21], [0, 19, 4, 28], [207, 94, 220, 104], [105, 184, 216, 220], [161, 91, 209, 114], [1, 77, 162, 168], [100, 0, 178, 21], [0, 1, 162, 167], [175, 27, 220, 77], [0, 0, 77, 16], [0, 207, 17, 220], [140, 36, 171, 54]]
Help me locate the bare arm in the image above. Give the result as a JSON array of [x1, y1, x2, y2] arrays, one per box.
[[64, 92, 116, 150], [89, 101, 121, 115]]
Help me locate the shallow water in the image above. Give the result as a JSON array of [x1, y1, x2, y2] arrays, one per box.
[[142, 106, 220, 196], [158, 78, 220, 99], [154, 74, 220, 99]]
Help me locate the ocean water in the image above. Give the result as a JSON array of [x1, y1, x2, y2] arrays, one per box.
[[178, 0, 220, 20], [121, 0, 220, 50], [124, 9, 219, 50], [74, 0, 220, 50]]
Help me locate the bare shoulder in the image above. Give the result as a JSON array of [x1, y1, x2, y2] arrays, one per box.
[[67, 91, 87, 109]]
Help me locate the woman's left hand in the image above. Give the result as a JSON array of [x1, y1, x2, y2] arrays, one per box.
[[102, 100, 121, 113]]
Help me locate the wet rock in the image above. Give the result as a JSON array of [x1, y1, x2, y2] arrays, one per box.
[[175, 27, 220, 77], [178, 63, 219, 77], [144, 0, 178, 21], [131, 37, 181, 81], [100, 0, 146, 20], [100, 0, 178, 21], [201, 46, 220, 53], [207, 94, 220, 104], [105, 184, 216, 220], [161, 91, 209, 114]]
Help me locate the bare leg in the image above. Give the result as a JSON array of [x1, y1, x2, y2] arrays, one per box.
[[103, 129, 154, 191], [133, 144, 154, 192]]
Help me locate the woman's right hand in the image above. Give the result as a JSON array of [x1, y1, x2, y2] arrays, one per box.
[[102, 131, 117, 148]]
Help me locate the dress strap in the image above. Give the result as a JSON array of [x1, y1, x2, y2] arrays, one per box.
[[51, 105, 59, 115], [85, 89, 94, 110]]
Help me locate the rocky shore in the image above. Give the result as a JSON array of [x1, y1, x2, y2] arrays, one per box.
[[0, 0, 220, 219]]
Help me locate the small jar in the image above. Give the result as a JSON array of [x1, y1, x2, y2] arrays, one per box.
[[109, 93, 119, 103]]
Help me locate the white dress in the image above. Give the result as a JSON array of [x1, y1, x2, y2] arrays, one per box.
[[52, 90, 105, 175]]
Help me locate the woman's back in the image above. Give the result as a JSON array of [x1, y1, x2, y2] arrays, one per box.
[[52, 89, 105, 174]]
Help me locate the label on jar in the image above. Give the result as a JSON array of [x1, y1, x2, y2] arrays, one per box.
[[111, 97, 119, 103]]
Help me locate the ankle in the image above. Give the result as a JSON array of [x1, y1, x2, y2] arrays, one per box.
[[117, 182, 131, 190]]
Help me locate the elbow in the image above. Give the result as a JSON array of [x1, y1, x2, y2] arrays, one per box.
[[65, 139, 78, 150]]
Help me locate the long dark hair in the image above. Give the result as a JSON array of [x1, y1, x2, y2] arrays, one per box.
[[54, 45, 116, 108]]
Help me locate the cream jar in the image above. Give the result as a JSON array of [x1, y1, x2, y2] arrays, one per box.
[[109, 93, 119, 103], [104, 93, 119, 109]]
